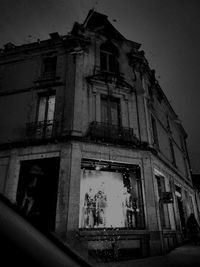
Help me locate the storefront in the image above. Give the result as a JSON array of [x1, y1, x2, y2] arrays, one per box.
[[79, 159, 145, 230], [77, 159, 149, 260]]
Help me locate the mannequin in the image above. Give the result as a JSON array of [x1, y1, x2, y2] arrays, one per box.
[[122, 186, 135, 228], [83, 187, 96, 228]]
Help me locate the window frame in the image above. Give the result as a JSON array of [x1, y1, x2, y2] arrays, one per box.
[[100, 42, 119, 73], [79, 160, 145, 230], [36, 92, 56, 122], [166, 115, 171, 132], [169, 138, 176, 166], [151, 115, 159, 148], [101, 95, 121, 126], [35, 92, 56, 138], [41, 56, 57, 79]]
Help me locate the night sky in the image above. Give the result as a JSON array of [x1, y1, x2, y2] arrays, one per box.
[[0, 0, 200, 172]]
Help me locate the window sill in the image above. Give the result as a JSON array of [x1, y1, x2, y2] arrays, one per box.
[[34, 76, 60, 83], [163, 229, 177, 234], [79, 228, 148, 238]]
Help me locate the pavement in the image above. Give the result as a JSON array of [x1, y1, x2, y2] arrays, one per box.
[[89, 242, 200, 267]]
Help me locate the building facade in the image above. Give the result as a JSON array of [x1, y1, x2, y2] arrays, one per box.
[[0, 10, 198, 261], [191, 173, 200, 222]]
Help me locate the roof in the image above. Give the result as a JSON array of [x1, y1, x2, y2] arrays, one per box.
[[82, 9, 141, 48]]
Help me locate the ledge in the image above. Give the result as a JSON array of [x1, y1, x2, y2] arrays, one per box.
[[79, 228, 149, 239]]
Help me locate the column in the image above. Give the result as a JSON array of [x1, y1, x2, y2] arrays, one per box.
[[5, 149, 19, 203]]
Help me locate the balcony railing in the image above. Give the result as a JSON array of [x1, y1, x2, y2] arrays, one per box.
[[86, 66, 135, 90], [26, 120, 58, 139], [35, 71, 57, 83], [93, 65, 124, 80], [87, 121, 139, 146]]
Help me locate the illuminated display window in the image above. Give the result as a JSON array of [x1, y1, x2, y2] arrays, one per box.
[[79, 160, 145, 229]]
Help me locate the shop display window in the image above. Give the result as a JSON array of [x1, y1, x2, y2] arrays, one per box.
[[79, 161, 144, 229]]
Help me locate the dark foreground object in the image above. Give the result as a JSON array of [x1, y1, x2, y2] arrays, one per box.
[[0, 193, 91, 267]]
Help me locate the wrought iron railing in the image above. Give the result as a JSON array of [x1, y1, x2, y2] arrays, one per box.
[[86, 66, 130, 89], [87, 121, 139, 146], [26, 120, 58, 139], [94, 65, 124, 78], [38, 71, 56, 81]]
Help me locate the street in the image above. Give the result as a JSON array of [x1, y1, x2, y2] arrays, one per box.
[[90, 242, 200, 267]]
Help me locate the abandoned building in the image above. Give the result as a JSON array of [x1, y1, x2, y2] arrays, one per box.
[[0, 10, 198, 261]]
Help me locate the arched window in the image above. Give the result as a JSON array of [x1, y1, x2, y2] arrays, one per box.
[[100, 41, 119, 73]]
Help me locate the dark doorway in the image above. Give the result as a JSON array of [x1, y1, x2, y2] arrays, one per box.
[[177, 197, 186, 237], [16, 157, 60, 232]]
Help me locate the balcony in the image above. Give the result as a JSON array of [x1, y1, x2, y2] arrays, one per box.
[[26, 120, 58, 140], [93, 65, 123, 81], [40, 71, 56, 80], [87, 121, 140, 146], [87, 66, 134, 90], [34, 71, 59, 84]]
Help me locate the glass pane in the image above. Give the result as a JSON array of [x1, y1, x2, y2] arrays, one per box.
[[152, 116, 159, 146], [163, 204, 170, 228], [45, 124, 53, 138], [130, 171, 145, 228], [157, 176, 170, 228], [169, 139, 176, 165], [110, 100, 119, 126], [79, 169, 125, 228], [47, 95, 55, 121], [189, 196, 194, 214], [44, 57, 56, 73], [79, 167, 144, 229], [100, 52, 107, 71], [101, 98, 108, 124], [38, 96, 46, 122], [109, 54, 115, 72]]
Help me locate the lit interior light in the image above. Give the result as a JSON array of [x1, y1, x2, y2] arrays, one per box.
[[95, 165, 101, 171], [79, 168, 141, 229]]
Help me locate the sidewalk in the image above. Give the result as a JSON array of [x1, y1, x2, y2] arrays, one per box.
[[90, 242, 200, 267]]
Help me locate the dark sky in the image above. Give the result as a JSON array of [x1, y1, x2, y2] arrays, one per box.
[[1, 0, 200, 172]]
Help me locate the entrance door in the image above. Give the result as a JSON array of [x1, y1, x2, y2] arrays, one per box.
[[16, 157, 60, 231]]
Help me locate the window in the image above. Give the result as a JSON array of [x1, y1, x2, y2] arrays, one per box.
[[42, 56, 57, 79], [156, 175, 170, 228], [101, 96, 120, 126], [175, 185, 186, 231], [79, 161, 145, 229], [180, 135, 185, 151], [166, 115, 171, 132], [151, 115, 159, 148], [169, 138, 176, 166], [100, 42, 119, 73], [148, 85, 153, 99], [36, 93, 56, 138], [16, 158, 60, 231], [189, 196, 194, 215], [185, 191, 195, 217]]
